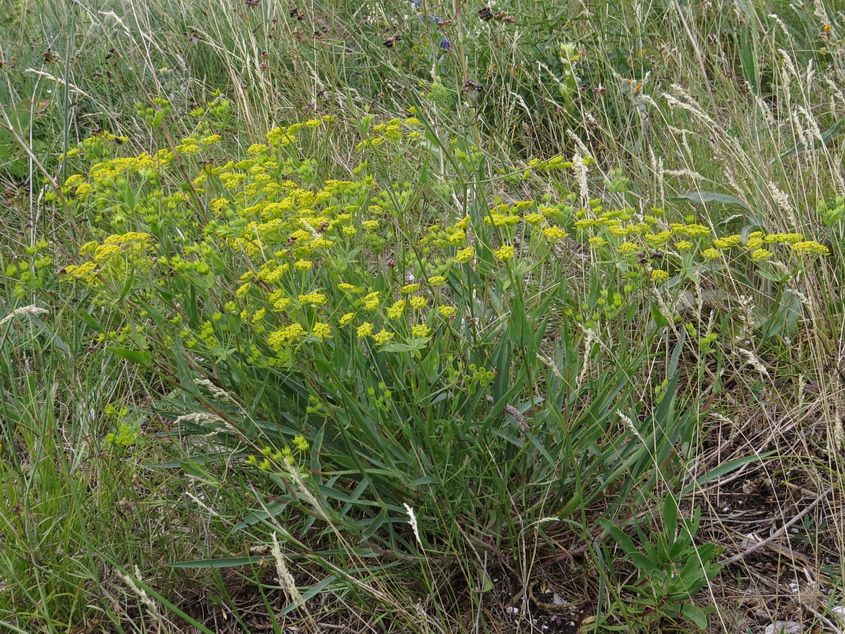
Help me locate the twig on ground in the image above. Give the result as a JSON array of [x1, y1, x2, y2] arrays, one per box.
[[721, 488, 832, 566]]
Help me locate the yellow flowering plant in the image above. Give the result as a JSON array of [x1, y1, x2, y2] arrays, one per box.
[[41, 104, 834, 594]]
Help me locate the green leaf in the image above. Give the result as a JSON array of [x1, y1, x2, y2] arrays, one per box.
[[474, 568, 494, 593], [755, 268, 791, 283], [651, 300, 671, 328], [107, 346, 152, 366], [277, 576, 337, 617], [153, 452, 235, 468], [169, 556, 266, 569], [760, 290, 801, 342], [680, 603, 709, 629], [137, 301, 166, 325], [408, 476, 435, 488], [378, 341, 417, 353], [118, 267, 136, 301], [360, 506, 389, 540], [0, 100, 33, 139], [491, 341, 511, 403], [598, 518, 636, 555], [681, 451, 774, 495], [664, 492, 679, 541], [76, 309, 103, 331], [667, 330, 685, 377], [629, 552, 659, 574], [672, 191, 751, 211], [740, 26, 759, 94], [234, 500, 288, 530], [489, 427, 523, 447], [523, 429, 554, 465], [30, 314, 70, 355], [508, 294, 531, 346], [178, 459, 216, 482]]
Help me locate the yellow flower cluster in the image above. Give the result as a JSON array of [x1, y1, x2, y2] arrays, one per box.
[[63, 232, 155, 284], [357, 117, 423, 149], [569, 205, 831, 281], [791, 241, 829, 255], [268, 323, 306, 349], [494, 245, 515, 260], [298, 293, 327, 306]]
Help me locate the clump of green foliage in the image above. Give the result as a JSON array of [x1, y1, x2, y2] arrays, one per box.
[[9, 89, 826, 629]]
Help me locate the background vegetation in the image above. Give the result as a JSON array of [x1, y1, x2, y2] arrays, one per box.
[[2, 0, 844, 632]]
